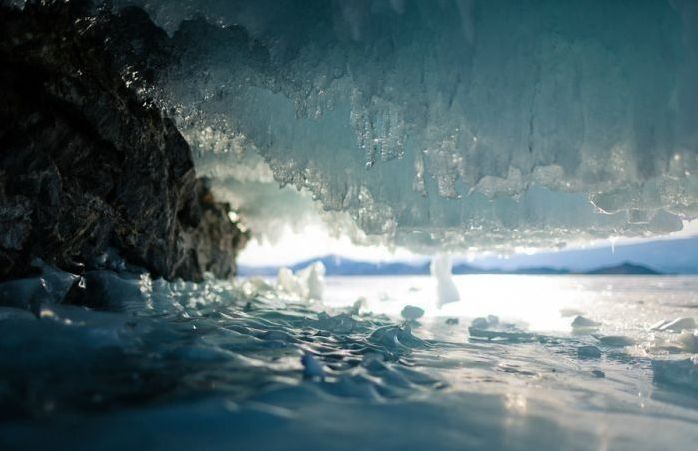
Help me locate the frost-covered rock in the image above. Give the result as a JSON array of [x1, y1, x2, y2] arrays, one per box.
[[0, 2, 247, 282]]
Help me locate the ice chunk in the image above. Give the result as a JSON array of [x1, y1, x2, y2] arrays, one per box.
[[0, 277, 49, 313], [401, 305, 425, 322], [350, 297, 368, 315], [277, 267, 305, 298], [677, 330, 698, 353], [301, 352, 325, 380], [276, 261, 325, 301], [369, 324, 426, 352], [315, 312, 357, 334], [577, 345, 602, 359], [64, 271, 149, 311], [468, 328, 536, 343], [654, 317, 697, 333], [300, 262, 325, 301], [430, 254, 460, 308], [560, 308, 585, 318], [597, 336, 636, 347], [468, 316, 534, 342], [241, 277, 276, 297], [650, 319, 671, 331], [471, 315, 501, 330], [0, 264, 79, 314], [652, 358, 698, 391], [571, 316, 601, 331]]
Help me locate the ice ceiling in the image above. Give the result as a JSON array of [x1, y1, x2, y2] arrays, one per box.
[[113, 0, 698, 251]]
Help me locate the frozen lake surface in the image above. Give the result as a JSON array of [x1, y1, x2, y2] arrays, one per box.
[[1, 274, 698, 450]]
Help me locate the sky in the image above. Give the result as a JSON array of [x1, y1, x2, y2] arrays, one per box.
[[238, 218, 698, 267]]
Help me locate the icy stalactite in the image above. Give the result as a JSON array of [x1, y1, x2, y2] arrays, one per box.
[[94, 0, 698, 250]]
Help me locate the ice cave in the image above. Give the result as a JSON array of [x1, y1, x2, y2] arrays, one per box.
[[1, 1, 698, 450]]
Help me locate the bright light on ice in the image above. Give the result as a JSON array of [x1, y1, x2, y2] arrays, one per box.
[[322, 274, 590, 332]]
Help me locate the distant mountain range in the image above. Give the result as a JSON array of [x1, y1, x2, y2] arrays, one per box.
[[240, 236, 698, 276], [468, 236, 698, 274], [238, 256, 664, 277]]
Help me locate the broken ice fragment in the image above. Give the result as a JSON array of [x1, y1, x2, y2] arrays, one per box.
[[571, 316, 601, 331], [677, 330, 698, 353], [315, 312, 357, 334], [277, 262, 326, 301], [597, 336, 636, 347], [577, 345, 602, 359], [652, 357, 698, 391], [591, 370, 606, 378], [431, 254, 460, 308], [350, 297, 368, 315], [301, 352, 325, 380], [654, 317, 696, 333], [471, 315, 500, 330], [401, 305, 425, 321]]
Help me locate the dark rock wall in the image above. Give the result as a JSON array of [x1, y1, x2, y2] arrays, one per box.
[[0, 1, 248, 282]]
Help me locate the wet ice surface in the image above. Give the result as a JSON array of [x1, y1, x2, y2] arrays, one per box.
[[2, 274, 698, 450]]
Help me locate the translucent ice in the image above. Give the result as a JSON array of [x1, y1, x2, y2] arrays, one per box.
[[101, 0, 698, 250], [677, 330, 698, 353], [652, 358, 698, 391], [577, 345, 602, 359], [301, 352, 325, 380], [301, 262, 325, 302], [315, 312, 357, 334], [571, 316, 601, 331], [431, 255, 460, 308], [277, 267, 306, 299], [653, 317, 697, 333], [468, 315, 534, 342], [597, 336, 636, 347], [277, 262, 325, 301]]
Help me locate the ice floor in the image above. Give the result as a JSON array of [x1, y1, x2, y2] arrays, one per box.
[[1, 273, 698, 450]]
